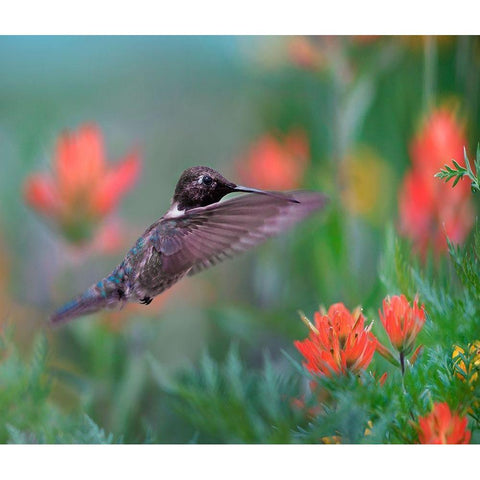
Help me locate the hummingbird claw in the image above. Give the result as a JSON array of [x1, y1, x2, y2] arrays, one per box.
[[140, 296, 153, 305]]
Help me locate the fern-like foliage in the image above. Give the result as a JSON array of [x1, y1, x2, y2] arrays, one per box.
[[435, 144, 480, 193], [150, 226, 480, 444], [0, 328, 118, 444], [150, 345, 308, 443]]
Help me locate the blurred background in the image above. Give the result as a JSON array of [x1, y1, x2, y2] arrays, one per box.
[[1, 36, 480, 442]]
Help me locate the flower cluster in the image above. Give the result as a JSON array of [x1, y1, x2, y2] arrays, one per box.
[[24, 124, 140, 246], [295, 295, 426, 381], [418, 402, 471, 444], [293, 296, 474, 444], [399, 108, 474, 256], [294, 303, 376, 377], [236, 130, 309, 191]]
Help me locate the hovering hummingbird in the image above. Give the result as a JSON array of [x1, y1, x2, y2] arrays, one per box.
[[51, 166, 327, 324]]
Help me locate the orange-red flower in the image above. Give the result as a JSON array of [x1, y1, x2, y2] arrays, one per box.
[[294, 304, 376, 377], [24, 124, 140, 245], [379, 295, 425, 356], [418, 402, 471, 444], [399, 108, 474, 256], [236, 131, 309, 191]]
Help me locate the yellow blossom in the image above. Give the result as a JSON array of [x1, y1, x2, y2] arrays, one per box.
[[452, 341, 480, 385], [340, 146, 393, 224], [321, 436, 341, 444]]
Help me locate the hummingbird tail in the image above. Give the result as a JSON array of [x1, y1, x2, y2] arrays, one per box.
[[50, 278, 123, 325]]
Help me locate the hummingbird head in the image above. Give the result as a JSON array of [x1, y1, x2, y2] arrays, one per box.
[[172, 166, 236, 210], [172, 166, 299, 211]]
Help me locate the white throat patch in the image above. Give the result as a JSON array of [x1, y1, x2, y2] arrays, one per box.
[[164, 202, 186, 219]]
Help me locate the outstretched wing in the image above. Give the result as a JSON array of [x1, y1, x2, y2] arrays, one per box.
[[149, 191, 327, 276]]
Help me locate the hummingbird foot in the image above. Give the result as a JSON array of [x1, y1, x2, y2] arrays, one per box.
[[140, 296, 153, 305]]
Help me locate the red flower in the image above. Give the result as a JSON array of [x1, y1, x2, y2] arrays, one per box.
[[379, 295, 426, 356], [411, 109, 468, 179], [236, 131, 309, 191], [399, 108, 474, 256], [24, 124, 140, 245], [294, 304, 376, 377], [418, 403, 471, 444]]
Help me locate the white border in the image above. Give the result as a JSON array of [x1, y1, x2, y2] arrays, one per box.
[[1, 444, 479, 479], [0, 0, 478, 35]]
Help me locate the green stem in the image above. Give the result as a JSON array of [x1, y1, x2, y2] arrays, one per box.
[[400, 351, 405, 376]]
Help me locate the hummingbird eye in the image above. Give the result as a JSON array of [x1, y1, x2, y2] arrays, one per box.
[[201, 175, 213, 186]]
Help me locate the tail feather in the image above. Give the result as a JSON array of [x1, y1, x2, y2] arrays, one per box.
[[50, 281, 120, 325]]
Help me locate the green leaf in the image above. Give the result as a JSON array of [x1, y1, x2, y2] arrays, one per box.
[[452, 159, 464, 171], [452, 174, 462, 187]]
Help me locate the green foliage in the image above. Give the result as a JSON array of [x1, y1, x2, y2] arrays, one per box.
[[435, 144, 480, 193], [0, 328, 117, 444], [147, 226, 480, 444], [150, 345, 307, 443], [6, 415, 116, 444], [380, 225, 480, 345], [0, 329, 51, 442]]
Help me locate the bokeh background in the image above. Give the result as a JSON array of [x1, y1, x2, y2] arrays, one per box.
[[1, 36, 480, 443]]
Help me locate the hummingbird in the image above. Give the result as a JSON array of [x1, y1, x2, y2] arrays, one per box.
[[51, 166, 327, 324]]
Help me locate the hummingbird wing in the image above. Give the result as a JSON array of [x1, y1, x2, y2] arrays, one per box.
[[150, 191, 327, 276]]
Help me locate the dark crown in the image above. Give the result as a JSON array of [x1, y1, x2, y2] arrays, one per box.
[[173, 166, 236, 210]]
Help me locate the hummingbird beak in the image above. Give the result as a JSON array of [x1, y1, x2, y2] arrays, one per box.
[[233, 185, 300, 203]]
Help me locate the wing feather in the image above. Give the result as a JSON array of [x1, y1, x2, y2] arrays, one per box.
[[151, 191, 327, 276]]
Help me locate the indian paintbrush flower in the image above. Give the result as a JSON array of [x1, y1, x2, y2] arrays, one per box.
[[399, 107, 474, 257], [24, 123, 140, 245], [236, 130, 309, 191], [417, 402, 471, 444], [378, 294, 425, 361], [294, 303, 376, 378]]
